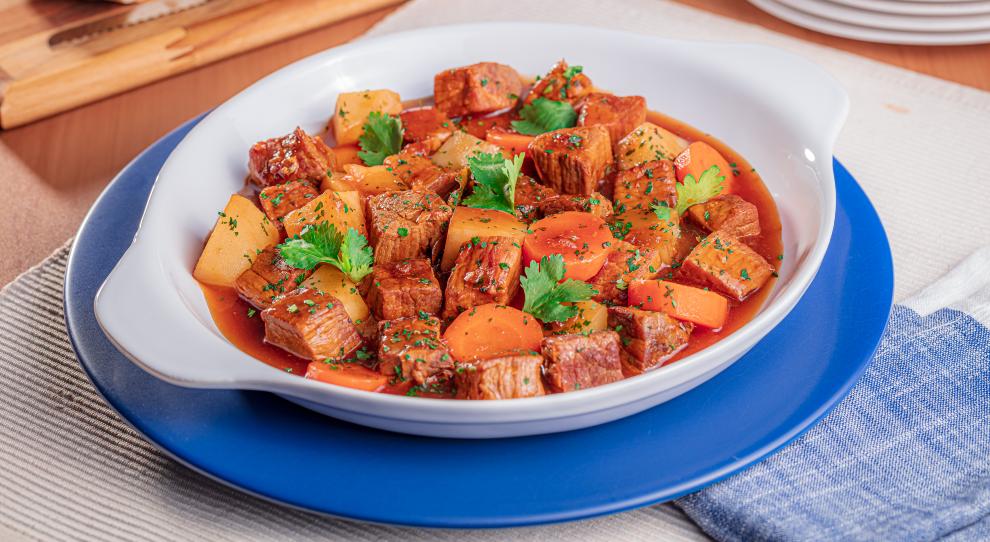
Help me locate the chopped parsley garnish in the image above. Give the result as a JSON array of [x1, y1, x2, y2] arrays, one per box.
[[277, 221, 373, 282], [357, 111, 403, 166], [510, 97, 577, 135], [520, 254, 597, 323], [461, 152, 524, 214], [651, 201, 671, 221], [675, 164, 725, 215]]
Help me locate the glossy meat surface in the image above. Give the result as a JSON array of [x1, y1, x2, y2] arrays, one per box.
[[542, 331, 624, 392], [261, 289, 363, 361]]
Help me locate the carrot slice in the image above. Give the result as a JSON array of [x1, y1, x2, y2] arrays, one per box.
[[628, 279, 730, 329], [486, 129, 534, 157], [304, 361, 388, 392], [443, 303, 543, 361], [523, 211, 612, 281], [674, 141, 735, 194]]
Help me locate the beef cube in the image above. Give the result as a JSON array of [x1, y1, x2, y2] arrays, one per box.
[[261, 289, 363, 361], [524, 60, 593, 106], [687, 194, 761, 239], [538, 192, 613, 219], [541, 331, 624, 392], [366, 258, 442, 320], [434, 62, 523, 117], [235, 247, 311, 309], [680, 231, 774, 301], [368, 190, 453, 264], [671, 220, 707, 270], [588, 240, 656, 305], [443, 236, 522, 318], [454, 352, 546, 400], [383, 152, 443, 189], [607, 306, 693, 371], [248, 127, 336, 187], [258, 180, 320, 224], [612, 160, 677, 213], [377, 315, 452, 385], [530, 126, 613, 195], [514, 175, 558, 222], [399, 107, 454, 152], [578, 93, 647, 150]]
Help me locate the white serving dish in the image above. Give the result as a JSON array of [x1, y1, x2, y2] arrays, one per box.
[[94, 22, 847, 438]]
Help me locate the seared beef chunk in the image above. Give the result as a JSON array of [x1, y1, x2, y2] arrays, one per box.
[[541, 331, 624, 392], [538, 192, 613, 219], [578, 93, 646, 150], [443, 236, 522, 318], [235, 247, 311, 309], [366, 258, 442, 320], [607, 306, 693, 371], [687, 194, 761, 239], [434, 62, 523, 117], [588, 240, 656, 305], [383, 150, 466, 198], [261, 289, 362, 361], [530, 126, 613, 195], [514, 175, 558, 222], [524, 60, 592, 106], [258, 180, 320, 225], [248, 127, 335, 187], [671, 219, 707, 270], [377, 315, 452, 385], [680, 231, 773, 301], [368, 190, 453, 264], [454, 351, 546, 400], [612, 159, 677, 213], [399, 107, 454, 152]]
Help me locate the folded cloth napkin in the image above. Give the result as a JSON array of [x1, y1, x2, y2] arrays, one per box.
[[677, 247, 990, 541]]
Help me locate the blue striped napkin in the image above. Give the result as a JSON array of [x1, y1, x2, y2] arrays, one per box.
[[677, 247, 990, 541]]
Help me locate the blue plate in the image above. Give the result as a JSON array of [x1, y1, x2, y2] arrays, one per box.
[[64, 115, 893, 528]]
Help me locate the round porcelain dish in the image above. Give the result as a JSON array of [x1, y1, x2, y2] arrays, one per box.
[[94, 22, 848, 439]]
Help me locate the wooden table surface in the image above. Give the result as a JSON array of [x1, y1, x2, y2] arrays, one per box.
[[1, 0, 988, 286]]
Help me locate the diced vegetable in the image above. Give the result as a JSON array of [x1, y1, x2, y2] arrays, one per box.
[[283, 190, 366, 239], [441, 206, 528, 271], [443, 304, 543, 362], [300, 265, 371, 323], [615, 122, 688, 170], [304, 360, 388, 392], [674, 141, 735, 194], [553, 299, 608, 335], [332, 89, 402, 146], [323, 164, 408, 195], [193, 194, 279, 287], [332, 145, 362, 168], [628, 279, 729, 329], [523, 211, 612, 281], [431, 131, 500, 169], [486, 129, 535, 157]]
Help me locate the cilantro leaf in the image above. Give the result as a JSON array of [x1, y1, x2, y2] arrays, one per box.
[[563, 65, 584, 80], [675, 164, 725, 215], [357, 112, 403, 166], [651, 201, 672, 221], [277, 222, 374, 282], [520, 255, 598, 323], [461, 152, 524, 214], [511, 98, 577, 136]]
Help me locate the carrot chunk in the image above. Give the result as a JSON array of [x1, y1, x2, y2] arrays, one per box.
[[523, 211, 612, 281], [304, 361, 388, 392], [674, 141, 735, 194], [486, 129, 535, 157], [628, 279, 729, 329], [443, 304, 543, 361]]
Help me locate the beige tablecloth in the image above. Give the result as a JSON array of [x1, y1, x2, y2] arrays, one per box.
[[1, 1, 988, 540]]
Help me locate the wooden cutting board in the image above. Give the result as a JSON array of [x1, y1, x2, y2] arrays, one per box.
[[0, 0, 405, 128]]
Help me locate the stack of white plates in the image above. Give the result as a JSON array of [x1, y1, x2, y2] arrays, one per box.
[[748, 0, 990, 45]]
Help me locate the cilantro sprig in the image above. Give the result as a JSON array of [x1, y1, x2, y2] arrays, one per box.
[[520, 255, 598, 323], [511, 98, 577, 135], [277, 221, 373, 282], [675, 164, 725, 215], [357, 112, 403, 166], [461, 152, 525, 214]]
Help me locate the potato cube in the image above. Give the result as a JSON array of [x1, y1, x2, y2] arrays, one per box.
[[431, 131, 500, 169], [440, 206, 528, 271], [332, 89, 402, 146], [549, 300, 608, 335], [323, 164, 408, 195], [300, 264, 370, 324], [283, 190, 366, 239], [616, 122, 689, 170], [193, 195, 279, 287]]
